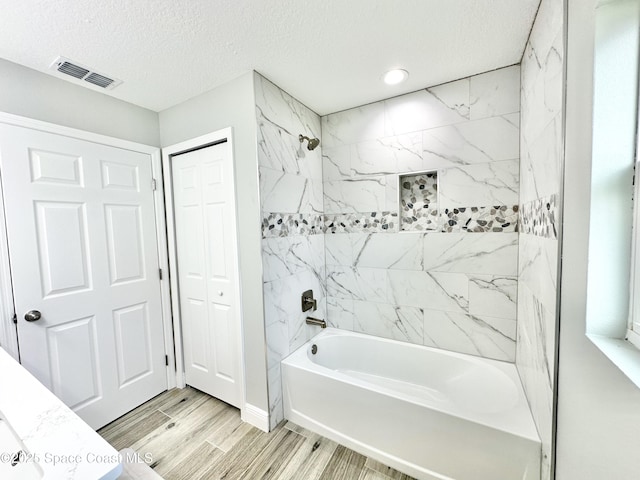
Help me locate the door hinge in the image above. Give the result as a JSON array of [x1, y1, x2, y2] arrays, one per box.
[[165, 355, 169, 366], [12, 313, 16, 324], [159, 268, 163, 280], [152, 178, 157, 191]]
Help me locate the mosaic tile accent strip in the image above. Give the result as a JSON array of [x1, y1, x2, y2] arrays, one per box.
[[262, 213, 324, 238], [519, 194, 558, 239], [441, 205, 519, 233], [325, 212, 399, 234], [401, 207, 440, 231], [263, 206, 520, 237], [400, 172, 439, 232]]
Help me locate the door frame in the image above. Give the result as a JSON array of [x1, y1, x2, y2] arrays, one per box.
[[161, 127, 246, 408], [0, 112, 177, 389]]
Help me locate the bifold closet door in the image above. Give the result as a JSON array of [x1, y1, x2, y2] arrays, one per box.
[[171, 141, 242, 408], [0, 123, 168, 429]]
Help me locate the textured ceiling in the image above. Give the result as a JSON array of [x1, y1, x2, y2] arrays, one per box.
[[0, 0, 540, 115]]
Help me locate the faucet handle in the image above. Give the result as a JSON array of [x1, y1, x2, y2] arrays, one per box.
[[301, 289, 317, 312]]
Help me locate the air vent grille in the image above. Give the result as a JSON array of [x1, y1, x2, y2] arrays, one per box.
[[49, 56, 122, 90], [85, 72, 114, 88], [57, 61, 89, 79]]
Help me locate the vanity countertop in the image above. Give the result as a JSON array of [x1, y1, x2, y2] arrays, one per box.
[[0, 347, 122, 479]]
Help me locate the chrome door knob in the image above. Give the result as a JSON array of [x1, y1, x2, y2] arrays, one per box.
[[24, 310, 41, 322]]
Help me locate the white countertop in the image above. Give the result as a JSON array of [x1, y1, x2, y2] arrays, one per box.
[[0, 347, 122, 480]]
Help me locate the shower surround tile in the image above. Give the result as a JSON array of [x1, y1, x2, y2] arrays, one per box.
[[326, 266, 388, 303], [321, 102, 385, 148], [320, 65, 522, 365], [516, 0, 564, 478], [387, 270, 469, 313], [255, 73, 325, 432], [254, 73, 321, 140], [324, 177, 394, 213], [423, 309, 516, 362], [352, 301, 424, 345], [468, 274, 518, 320], [259, 167, 323, 214], [350, 133, 425, 176], [384, 83, 469, 137], [422, 115, 520, 169], [322, 145, 351, 181], [469, 65, 521, 120], [352, 233, 424, 270], [423, 232, 519, 275], [438, 159, 520, 208], [326, 297, 355, 330]]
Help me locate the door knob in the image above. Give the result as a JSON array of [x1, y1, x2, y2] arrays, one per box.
[[24, 310, 41, 322], [218, 291, 224, 296]]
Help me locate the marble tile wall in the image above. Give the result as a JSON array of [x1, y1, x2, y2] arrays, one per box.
[[516, 0, 564, 479], [255, 73, 326, 429], [321, 66, 521, 362]]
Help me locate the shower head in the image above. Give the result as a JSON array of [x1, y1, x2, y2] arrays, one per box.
[[299, 134, 320, 151]]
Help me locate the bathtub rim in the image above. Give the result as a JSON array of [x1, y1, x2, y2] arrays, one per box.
[[282, 327, 540, 443]]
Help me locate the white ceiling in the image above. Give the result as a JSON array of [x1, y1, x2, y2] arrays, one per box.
[[0, 0, 540, 116]]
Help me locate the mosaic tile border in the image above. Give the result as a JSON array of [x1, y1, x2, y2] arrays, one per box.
[[262, 213, 324, 238], [325, 212, 399, 234], [519, 194, 558, 239], [441, 205, 519, 233], [262, 205, 520, 237]]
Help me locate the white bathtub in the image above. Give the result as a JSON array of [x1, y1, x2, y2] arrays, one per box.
[[282, 328, 540, 480]]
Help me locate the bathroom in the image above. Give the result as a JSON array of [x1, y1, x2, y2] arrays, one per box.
[[1, 0, 640, 479]]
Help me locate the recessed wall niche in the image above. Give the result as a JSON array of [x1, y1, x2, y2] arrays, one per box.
[[399, 171, 439, 232]]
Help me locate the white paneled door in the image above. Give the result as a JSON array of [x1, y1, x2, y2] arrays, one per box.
[[0, 124, 167, 429], [171, 141, 242, 408]]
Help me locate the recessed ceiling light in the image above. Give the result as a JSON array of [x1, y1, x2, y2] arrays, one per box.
[[383, 69, 409, 85]]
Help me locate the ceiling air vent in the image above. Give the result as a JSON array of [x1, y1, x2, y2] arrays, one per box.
[[49, 56, 122, 90]]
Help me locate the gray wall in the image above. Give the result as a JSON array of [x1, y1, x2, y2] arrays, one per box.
[[159, 72, 269, 414], [557, 0, 640, 478], [0, 58, 159, 146]]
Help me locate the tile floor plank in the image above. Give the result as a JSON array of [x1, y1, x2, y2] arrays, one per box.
[[273, 432, 339, 480], [364, 458, 416, 479], [318, 444, 367, 480], [204, 425, 281, 480], [130, 398, 231, 476], [99, 389, 419, 480], [99, 409, 171, 451], [162, 441, 225, 480], [239, 427, 306, 480]]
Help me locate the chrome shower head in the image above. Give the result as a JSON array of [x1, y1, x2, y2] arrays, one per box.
[[299, 134, 320, 151]]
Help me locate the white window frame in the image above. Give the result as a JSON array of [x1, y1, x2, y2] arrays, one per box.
[[628, 160, 640, 350]]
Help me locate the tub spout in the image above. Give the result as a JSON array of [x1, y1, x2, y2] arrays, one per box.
[[306, 317, 326, 328]]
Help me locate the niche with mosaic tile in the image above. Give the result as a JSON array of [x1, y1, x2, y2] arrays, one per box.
[[399, 171, 440, 232]]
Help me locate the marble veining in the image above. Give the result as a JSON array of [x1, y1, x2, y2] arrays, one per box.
[[423, 310, 516, 361], [438, 159, 520, 208], [516, 0, 564, 478], [256, 72, 326, 431], [0, 347, 122, 479]]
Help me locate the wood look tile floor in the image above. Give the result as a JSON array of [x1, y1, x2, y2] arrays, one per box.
[[98, 387, 415, 480]]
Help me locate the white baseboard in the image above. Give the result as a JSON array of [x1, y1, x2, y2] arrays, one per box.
[[241, 403, 269, 432]]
